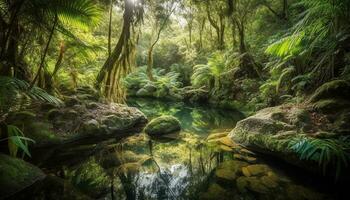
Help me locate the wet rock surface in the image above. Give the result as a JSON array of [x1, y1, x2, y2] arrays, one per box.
[[227, 103, 350, 176]]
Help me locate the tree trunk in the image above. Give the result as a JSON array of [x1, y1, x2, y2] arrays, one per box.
[[95, 0, 133, 89], [199, 18, 206, 50], [147, 46, 155, 81], [108, 0, 113, 57], [218, 14, 225, 50], [45, 41, 66, 93], [206, 6, 225, 50], [30, 16, 58, 88], [146, 4, 175, 81]]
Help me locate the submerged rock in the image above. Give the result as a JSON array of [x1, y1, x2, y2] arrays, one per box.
[[199, 183, 233, 200], [144, 115, 181, 135], [214, 160, 248, 184], [0, 153, 46, 199], [241, 164, 271, 177]]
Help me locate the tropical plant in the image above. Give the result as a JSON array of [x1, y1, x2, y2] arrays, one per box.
[[191, 52, 226, 92], [289, 135, 350, 180], [265, 0, 350, 95], [0, 0, 102, 81], [0, 76, 61, 157]]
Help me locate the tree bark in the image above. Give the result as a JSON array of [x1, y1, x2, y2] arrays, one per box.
[[30, 15, 58, 88], [146, 3, 175, 81], [199, 18, 206, 50], [95, 0, 133, 89], [108, 0, 113, 57], [206, 5, 225, 50]]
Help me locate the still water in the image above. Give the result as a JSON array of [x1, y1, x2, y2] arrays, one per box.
[[13, 98, 344, 200]]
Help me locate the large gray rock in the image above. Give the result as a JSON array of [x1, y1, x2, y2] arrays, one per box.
[[228, 105, 313, 171]]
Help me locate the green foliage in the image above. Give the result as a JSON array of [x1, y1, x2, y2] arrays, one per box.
[[191, 52, 226, 91], [5, 125, 35, 158], [0, 76, 60, 158], [265, 33, 304, 58], [0, 76, 62, 113], [289, 136, 350, 179], [124, 66, 182, 98], [264, 0, 350, 95]]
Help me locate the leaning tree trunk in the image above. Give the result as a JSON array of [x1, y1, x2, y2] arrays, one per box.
[[146, 4, 174, 81]]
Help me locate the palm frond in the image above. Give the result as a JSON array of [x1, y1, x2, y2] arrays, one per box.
[[289, 135, 350, 180]]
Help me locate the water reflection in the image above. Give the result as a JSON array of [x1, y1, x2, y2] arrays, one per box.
[[127, 98, 245, 135], [12, 99, 337, 200]]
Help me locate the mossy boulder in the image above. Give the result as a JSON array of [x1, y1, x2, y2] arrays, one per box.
[[214, 160, 248, 184], [79, 119, 101, 135], [309, 80, 350, 103], [228, 105, 319, 172], [10, 115, 62, 146], [241, 164, 270, 177], [199, 183, 233, 200], [144, 115, 181, 135], [0, 153, 46, 199], [313, 99, 350, 114]]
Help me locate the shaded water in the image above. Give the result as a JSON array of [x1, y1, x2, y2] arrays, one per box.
[[13, 98, 345, 200]]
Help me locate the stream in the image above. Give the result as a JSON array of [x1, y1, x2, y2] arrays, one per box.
[[12, 98, 345, 200]]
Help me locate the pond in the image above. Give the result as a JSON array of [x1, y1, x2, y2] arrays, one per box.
[[13, 98, 345, 200]]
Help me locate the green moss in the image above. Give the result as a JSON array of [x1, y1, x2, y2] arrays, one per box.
[[144, 115, 181, 135], [0, 153, 45, 198], [313, 98, 350, 113], [199, 183, 232, 200], [309, 80, 350, 103], [232, 129, 293, 153], [12, 120, 61, 145]]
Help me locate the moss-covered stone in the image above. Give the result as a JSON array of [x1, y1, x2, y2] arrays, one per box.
[[0, 153, 46, 199], [11, 119, 62, 146], [247, 177, 270, 194], [144, 115, 181, 135], [199, 183, 232, 200], [260, 175, 279, 188], [234, 154, 257, 163], [79, 119, 100, 135], [215, 160, 248, 184], [313, 99, 350, 114], [309, 80, 350, 103]]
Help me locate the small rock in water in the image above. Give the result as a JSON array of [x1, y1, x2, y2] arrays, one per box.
[[218, 136, 239, 148], [242, 164, 271, 178], [248, 177, 270, 194], [260, 175, 279, 188], [234, 154, 257, 163]]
